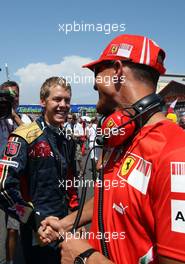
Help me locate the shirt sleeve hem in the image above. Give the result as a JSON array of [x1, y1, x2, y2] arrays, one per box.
[[157, 243, 185, 262]]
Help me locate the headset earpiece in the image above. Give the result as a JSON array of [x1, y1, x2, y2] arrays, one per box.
[[96, 116, 106, 146], [97, 110, 136, 147], [97, 93, 163, 147]]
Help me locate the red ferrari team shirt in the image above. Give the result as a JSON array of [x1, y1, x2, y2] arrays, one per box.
[[89, 120, 185, 263]]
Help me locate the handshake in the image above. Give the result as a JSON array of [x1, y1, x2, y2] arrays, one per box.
[[38, 216, 67, 245], [38, 216, 95, 264], [38, 215, 86, 244]]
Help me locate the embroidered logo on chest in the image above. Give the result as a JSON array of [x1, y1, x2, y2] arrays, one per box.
[[117, 152, 152, 195], [29, 141, 53, 158]]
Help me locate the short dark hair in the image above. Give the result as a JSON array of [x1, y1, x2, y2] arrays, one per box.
[[0, 81, 19, 91], [123, 61, 160, 87]]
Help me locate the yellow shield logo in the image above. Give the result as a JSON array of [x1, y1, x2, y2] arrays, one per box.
[[121, 156, 136, 176], [107, 118, 116, 128], [109, 44, 119, 54]]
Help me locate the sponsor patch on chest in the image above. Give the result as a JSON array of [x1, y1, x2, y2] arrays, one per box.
[[112, 202, 128, 215], [171, 199, 185, 233], [171, 162, 185, 193], [117, 152, 152, 194], [28, 141, 53, 158]]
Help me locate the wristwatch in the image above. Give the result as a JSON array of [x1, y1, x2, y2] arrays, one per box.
[[74, 248, 97, 264]]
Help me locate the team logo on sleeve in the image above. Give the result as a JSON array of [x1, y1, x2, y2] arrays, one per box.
[[27, 128, 43, 140], [118, 152, 152, 195], [5, 142, 21, 157]]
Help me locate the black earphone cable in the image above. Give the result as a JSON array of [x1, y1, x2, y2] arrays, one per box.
[[97, 146, 110, 258], [71, 144, 103, 233]]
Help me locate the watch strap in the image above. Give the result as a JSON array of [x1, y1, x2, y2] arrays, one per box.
[[75, 248, 97, 263]]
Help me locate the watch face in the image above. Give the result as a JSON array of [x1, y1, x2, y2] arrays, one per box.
[[74, 256, 85, 264]]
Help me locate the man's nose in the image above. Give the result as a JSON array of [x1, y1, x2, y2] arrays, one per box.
[[59, 99, 66, 107]]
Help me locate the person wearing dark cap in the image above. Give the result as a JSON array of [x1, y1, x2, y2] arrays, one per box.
[[39, 35, 185, 264]]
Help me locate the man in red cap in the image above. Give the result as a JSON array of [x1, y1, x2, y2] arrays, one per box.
[[39, 34, 185, 264]]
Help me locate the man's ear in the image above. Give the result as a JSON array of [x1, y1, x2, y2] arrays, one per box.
[[113, 60, 125, 83], [113, 60, 126, 89], [40, 99, 46, 107]]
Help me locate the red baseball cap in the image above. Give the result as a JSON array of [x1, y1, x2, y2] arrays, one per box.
[[83, 34, 166, 74]]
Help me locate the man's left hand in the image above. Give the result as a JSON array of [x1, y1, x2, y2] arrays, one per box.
[[60, 231, 93, 264]]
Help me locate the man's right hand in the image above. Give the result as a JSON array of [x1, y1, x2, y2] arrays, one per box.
[[38, 197, 94, 245], [38, 216, 62, 245]]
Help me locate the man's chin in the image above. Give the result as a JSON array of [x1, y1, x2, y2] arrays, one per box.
[[52, 117, 65, 126], [55, 114, 66, 120], [96, 103, 113, 116]]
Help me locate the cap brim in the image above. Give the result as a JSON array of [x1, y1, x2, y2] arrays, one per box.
[[82, 58, 104, 71], [82, 56, 131, 70]]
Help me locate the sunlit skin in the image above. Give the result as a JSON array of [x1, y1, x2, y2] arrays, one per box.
[[40, 85, 71, 127], [94, 65, 118, 115]]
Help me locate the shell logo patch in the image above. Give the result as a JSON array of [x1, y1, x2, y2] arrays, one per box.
[[27, 128, 42, 140], [121, 156, 136, 176]]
